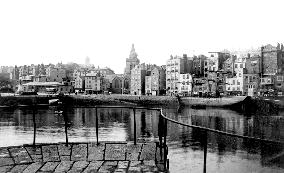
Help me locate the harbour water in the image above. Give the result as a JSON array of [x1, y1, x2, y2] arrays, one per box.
[[0, 106, 283, 173]]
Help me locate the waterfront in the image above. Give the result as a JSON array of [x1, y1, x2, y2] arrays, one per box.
[[0, 106, 283, 172]]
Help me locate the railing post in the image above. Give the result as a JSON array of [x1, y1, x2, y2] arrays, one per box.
[[203, 130, 208, 173], [63, 106, 69, 146], [32, 103, 36, 147], [133, 108, 137, 145], [164, 119, 167, 170], [96, 107, 99, 145]]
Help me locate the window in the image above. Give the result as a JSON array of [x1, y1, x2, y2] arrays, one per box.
[[240, 64, 243, 68], [237, 81, 240, 85], [233, 80, 235, 85], [235, 64, 238, 68], [239, 73, 241, 77]]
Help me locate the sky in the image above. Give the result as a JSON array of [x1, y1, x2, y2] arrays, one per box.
[[0, 0, 283, 74]]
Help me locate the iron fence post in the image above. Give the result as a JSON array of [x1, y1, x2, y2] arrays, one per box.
[[203, 130, 208, 173], [164, 119, 167, 170], [133, 108, 137, 145], [96, 107, 99, 145], [63, 106, 69, 146], [32, 103, 36, 147]]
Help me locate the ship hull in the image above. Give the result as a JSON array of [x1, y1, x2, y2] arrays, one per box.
[[180, 96, 247, 107]]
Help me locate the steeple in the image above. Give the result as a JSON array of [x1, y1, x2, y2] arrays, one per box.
[[129, 44, 138, 59]]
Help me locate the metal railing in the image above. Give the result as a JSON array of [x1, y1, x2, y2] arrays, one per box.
[[30, 104, 284, 173]]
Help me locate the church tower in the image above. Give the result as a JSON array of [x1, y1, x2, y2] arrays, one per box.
[[124, 44, 140, 75]]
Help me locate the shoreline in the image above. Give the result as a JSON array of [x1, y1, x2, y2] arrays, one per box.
[[0, 94, 283, 115]]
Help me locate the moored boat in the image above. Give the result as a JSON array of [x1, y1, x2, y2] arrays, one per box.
[[180, 96, 247, 107]]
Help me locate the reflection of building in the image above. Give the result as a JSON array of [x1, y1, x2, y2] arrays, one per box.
[[125, 44, 140, 75]]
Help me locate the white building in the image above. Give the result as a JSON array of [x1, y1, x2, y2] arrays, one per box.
[[178, 73, 192, 96]]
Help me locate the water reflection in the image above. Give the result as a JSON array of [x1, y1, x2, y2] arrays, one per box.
[[0, 106, 283, 172]]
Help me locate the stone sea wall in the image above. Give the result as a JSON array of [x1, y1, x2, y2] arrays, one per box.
[[62, 94, 179, 107]]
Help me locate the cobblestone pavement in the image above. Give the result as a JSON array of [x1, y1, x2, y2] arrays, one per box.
[[0, 142, 167, 173]]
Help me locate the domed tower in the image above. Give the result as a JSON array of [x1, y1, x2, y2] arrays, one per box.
[[124, 44, 140, 75]]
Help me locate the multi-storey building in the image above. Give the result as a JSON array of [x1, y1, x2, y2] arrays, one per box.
[[84, 74, 103, 94], [243, 74, 259, 96], [166, 55, 188, 95], [207, 52, 230, 72], [260, 43, 284, 95], [178, 73, 192, 96], [145, 66, 166, 96], [130, 64, 146, 95], [225, 56, 246, 95], [46, 66, 66, 82], [125, 44, 140, 75], [192, 55, 206, 77], [245, 54, 261, 74], [74, 76, 85, 93]]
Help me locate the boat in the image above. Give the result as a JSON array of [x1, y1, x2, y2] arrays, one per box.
[[180, 96, 247, 107], [49, 99, 59, 105]]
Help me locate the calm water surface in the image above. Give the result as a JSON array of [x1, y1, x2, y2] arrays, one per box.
[[0, 105, 283, 173]]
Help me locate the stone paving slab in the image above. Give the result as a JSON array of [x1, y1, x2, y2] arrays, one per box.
[[42, 145, 60, 162], [105, 144, 126, 160], [0, 142, 167, 173], [9, 147, 32, 164], [23, 162, 43, 173], [71, 144, 87, 161], [88, 144, 104, 161]]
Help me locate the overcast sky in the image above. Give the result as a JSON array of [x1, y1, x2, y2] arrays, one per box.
[[0, 0, 283, 74]]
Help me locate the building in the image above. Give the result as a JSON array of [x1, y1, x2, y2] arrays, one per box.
[[225, 56, 246, 95], [245, 54, 261, 74], [178, 73, 192, 96], [46, 66, 66, 82], [130, 64, 146, 95], [192, 55, 206, 77], [105, 74, 130, 94], [124, 44, 140, 75], [207, 52, 230, 72], [261, 43, 284, 75], [145, 66, 166, 96], [259, 43, 284, 96], [243, 74, 259, 96], [84, 74, 103, 94], [166, 55, 188, 95], [74, 76, 85, 93]]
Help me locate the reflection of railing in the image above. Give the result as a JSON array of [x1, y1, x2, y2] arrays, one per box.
[[158, 109, 284, 173], [30, 105, 284, 172]]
